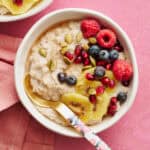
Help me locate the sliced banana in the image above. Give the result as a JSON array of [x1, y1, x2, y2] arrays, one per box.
[[1, 0, 40, 15], [61, 93, 94, 124]]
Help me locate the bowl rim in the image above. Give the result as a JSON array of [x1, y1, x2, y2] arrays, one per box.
[[0, 0, 53, 22], [14, 8, 139, 138]]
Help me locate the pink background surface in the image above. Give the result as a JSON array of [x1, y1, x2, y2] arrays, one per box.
[[0, 0, 150, 149]]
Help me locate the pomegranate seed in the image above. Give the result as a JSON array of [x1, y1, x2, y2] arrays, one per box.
[[101, 77, 110, 86], [96, 60, 106, 66], [106, 63, 112, 70], [74, 56, 82, 64], [96, 86, 105, 95], [89, 95, 97, 104], [108, 80, 116, 88], [114, 45, 123, 52], [13, 0, 23, 6], [110, 97, 117, 105], [83, 58, 90, 66], [75, 45, 82, 56], [81, 50, 88, 59], [65, 52, 74, 60], [107, 104, 117, 116], [86, 73, 94, 80]]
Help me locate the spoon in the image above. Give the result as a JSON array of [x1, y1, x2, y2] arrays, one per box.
[[24, 74, 111, 150]]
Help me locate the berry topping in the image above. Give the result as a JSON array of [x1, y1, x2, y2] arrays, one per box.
[[88, 45, 101, 59], [85, 73, 94, 80], [98, 50, 110, 61], [117, 92, 127, 104], [74, 56, 82, 64], [97, 29, 116, 48], [110, 97, 117, 105], [109, 49, 119, 61], [89, 95, 97, 104], [66, 75, 77, 86], [81, 19, 100, 38], [101, 77, 110, 86], [13, 0, 23, 6], [81, 50, 88, 59], [113, 59, 133, 81], [94, 66, 105, 79], [64, 51, 74, 61], [107, 104, 117, 116], [57, 72, 67, 83], [108, 79, 116, 88], [75, 45, 82, 56], [106, 63, 112, 70], [122, 80, 130, 87], [96, 60, 107, 66], [96, 86, 105, 95], [83, 58, 90, 66]]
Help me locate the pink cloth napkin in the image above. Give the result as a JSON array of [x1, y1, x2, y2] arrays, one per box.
[[0, 34, 21, 111]]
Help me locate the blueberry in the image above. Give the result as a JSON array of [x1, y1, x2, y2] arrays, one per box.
[[66, 75, 77, 86], [117, 92, 127, 104], [88, 45, 101, 58], [57, 72, 66, 83], [94, 66, 105, 79], [98, 50, 109, 61], [109, 50, 119, 61]]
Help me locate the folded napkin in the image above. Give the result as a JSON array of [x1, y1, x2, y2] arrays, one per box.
[[0, 34, 21, 111], [0, 34, 55, 150]]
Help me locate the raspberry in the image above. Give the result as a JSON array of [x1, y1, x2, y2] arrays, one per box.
[[113, 59, 133, 81], [81, 19, 100, 38], [97, 29, 116, 48]]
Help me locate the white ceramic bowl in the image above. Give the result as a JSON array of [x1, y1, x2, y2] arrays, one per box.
[[0, 0, 53, 22], [15, 8, 138, 138]]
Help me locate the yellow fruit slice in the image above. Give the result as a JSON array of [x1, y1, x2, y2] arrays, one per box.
[[1, 0, 40, 15], [61, 93, 94, 124], [91, 92, 110, 123]]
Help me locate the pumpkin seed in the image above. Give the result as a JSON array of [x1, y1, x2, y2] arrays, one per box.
[[39, 48, 47, 57], [60, 46, 68, 55], [60, 41, 67, 47], [65, 34, 72, 44], [76, 32, 83, 42], [82, 43, 89, 51], [47, 60, 57, 71], [89, 56, 96, 66], [82, 65, 93, 71], [88, 37, 97, 44]]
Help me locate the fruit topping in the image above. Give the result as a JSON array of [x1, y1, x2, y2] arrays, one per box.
[[109, 49, 119, 61], [74, 45, 82, 56], [13, 0, 23, 6], [108, 79, 116, 88], [96, 86, 105, 95], [74, 56, 82, 64], [107, 97, 117, 116], [81, 50, 88, 59], [113, 59, 133, 81], [64, 51, 74, 61], [66, 75, 77, 86], [57, 72, 67, 83], [98, 50, 110, 61], [117, 92, 127, 104], [97, 29, 116, 48], [81, 19, 100, 38], [101, 77, 110, 86], [94, 66, 105, 79], [85, 73, 94, 81], [83, 58, 90, 66], [88, 45, 101, 59], [89, 95, 97, 104]]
